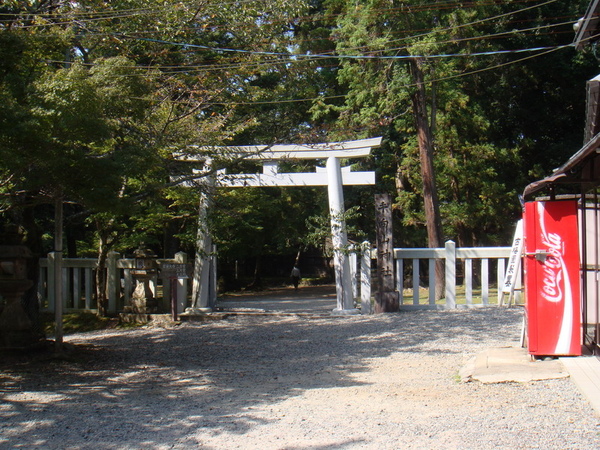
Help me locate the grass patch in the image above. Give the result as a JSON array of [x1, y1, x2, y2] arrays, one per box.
[[41, 312, 120, 336], [400, 285, 524, 306]]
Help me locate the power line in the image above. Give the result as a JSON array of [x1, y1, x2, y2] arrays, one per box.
[[1, 0, 576, 75], [116, 44, 570, 107], [83, 0, 570, 65], [109, 27, 573, 64]]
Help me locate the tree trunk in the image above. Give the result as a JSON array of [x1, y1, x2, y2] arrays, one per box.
[[409, 57, 445, 298], [95, 229, 110, 317], [250, 255, 262, 289]]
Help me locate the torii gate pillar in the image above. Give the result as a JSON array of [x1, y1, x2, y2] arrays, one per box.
[[327, 156, 359, 314], [190, 189, 215, 312]]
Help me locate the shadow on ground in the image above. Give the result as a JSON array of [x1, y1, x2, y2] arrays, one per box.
[[1, 298, 524, 449]]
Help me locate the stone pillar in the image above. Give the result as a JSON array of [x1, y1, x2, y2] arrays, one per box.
[[189, 161, 215, 314], [190, 190, 213, 313], [174, 252, 188, 314], [128, 248, 158, 314], [327, 156, 358, 315]]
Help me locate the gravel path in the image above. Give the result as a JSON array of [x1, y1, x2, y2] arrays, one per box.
[[2, 308, 600, 449]]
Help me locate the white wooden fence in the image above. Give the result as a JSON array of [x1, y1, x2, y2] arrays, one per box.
[[38, 241, 514, 314], [390, 240, 513, 309], [39, 251, 190, 314]]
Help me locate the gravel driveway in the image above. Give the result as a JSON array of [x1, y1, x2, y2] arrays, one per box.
[[2, 308, 600, 449]]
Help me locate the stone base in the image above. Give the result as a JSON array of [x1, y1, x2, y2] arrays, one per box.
[[125, 297, 159, 315]]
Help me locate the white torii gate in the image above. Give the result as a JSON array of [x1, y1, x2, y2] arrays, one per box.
[[186, 137, 382, 315]]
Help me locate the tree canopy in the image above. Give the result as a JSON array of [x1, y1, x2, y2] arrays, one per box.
[[1, 0, 598, 295]]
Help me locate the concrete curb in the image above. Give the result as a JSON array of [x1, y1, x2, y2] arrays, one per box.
[[461, 346, 569, 383]]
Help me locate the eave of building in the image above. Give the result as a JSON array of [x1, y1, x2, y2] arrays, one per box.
[[523, 132, 600, 200], [574, 0, 600, 50]]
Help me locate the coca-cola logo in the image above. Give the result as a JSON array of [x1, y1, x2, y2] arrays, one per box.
[[539, 231, 565, 303]]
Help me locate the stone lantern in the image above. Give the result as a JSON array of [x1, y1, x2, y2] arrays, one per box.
[[0, 229, 35, 349], [128, 247, 158, 314]]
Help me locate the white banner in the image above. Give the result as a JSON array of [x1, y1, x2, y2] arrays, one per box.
[[502, 220, 524, 294]]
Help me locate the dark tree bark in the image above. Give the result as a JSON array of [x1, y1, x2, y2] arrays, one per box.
[[409, 57, 445, 298], [95, 225, 114, 317]]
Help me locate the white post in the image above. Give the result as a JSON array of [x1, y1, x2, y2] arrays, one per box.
[[396, 258, 404, 305], [85, 267, 93, 310], [465, 258, 473, 305], [327, 156, 358, 314], [107, 251, 119, 314], [428, 258, 436, 305], [412, 258, 420, 305], [210, 245, 217, 308], [349, 245, 358, 300], [175, 252, 188, 314], [481, 258, 489, 305], [445, 240, 456, 309], [360, 241, 372, 314], [73, 268, 81, 309], [497, 258, 505, 305], [47, 252, 56, 312]]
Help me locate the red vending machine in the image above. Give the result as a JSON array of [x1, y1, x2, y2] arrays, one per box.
[[523, 200, 582, 356]]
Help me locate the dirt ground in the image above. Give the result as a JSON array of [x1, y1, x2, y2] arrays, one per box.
[[2, 290, 600, 449]]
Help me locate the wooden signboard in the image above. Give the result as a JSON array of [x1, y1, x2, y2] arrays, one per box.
[[375, 194, 399, 312], [160, 262, 190, 279]]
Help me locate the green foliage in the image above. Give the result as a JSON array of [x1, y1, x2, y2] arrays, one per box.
[[306, 0, 597, 246], [305, 205, 369, 256], [1, 0, 598, 269], [210, 185, 327, 258]]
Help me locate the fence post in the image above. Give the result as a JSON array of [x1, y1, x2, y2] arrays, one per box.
[[85, 267, 93, 310], [428, 258, 436, 305], [445, 240, 456, 308], [210, 245, 217, 308], [175, 252, 188, 313], [349, 245, 358, 301], [396, 258, 404, 305], [107, 251, 120, 314], [482, 258, 489, 305], [497, 258, 505, 305], [47, 252, 56, 312], [360, 241, 371, 314]]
